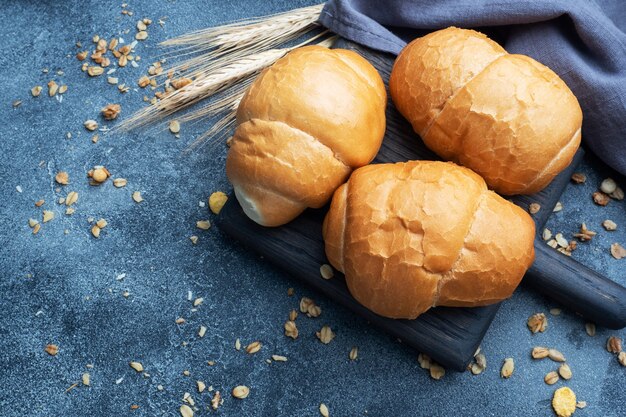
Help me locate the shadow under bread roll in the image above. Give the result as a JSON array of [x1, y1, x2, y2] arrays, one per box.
[[389, 27, 582, 196], [323, 160, 535, 319], [226, 45, 387, 227]]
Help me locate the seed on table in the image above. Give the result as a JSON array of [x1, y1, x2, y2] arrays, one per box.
[[316, 325, 335, 344], [196, 220, 211, 230], [45, 344, 59, 355], [132, 191, 144, 203], [198, 326, 207, 338], [101, 103, 121, 120], [545, 371, 559, 385], [34, 199, 45, 207], [570, 172, 586, 184], [43, 210, 54, 223], [129, 361, 143, 372], [47, 80, 58, 96], [246, 341, 262, 354], [197, 381, 206, 393], [272, 355, 288, 362], [319, 403, 329, 417], [84, 120, 98, 131], [527, 313, 547, 333], [542, 228, 552, 241], [89, 167, 110, 183], [607, 336, 622, 353], [602, 220, 617, 231], [558, 363, 572, 380], [284, 320, 298, 339], [55, 171, 69, 185], [500, 358, 514, 378], [585, 323, 596, 336], [235, 338, 241, 350], [610, 243, 626, 260], [429, 363, 445, 380], [548, 349, 566, 362], [113, 178, 127, 188], [576, 401, 587, 409], [189, 236, 198, 245], [179, 405, 193, 417], [417, 353, 431, 370], [349, 347, 358, 361], [232, 385, 249, 399], [169, 120, 180, 134]]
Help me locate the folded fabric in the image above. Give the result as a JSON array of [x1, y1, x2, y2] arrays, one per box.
[[319, 0, 626, 177]]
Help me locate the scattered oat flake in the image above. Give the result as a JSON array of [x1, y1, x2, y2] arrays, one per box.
[[576, 401, 587, 409], [169, 120, 180, 134], [246, 341, 262, 354], [211, 391, 221, 410], [129, 361, 143, 372], [198, 326, 207, 338], [82, 373, 90, 386], [527, 313, 547, 333], [610, 243, 626, 260], [289, 309, 298, 321], [548, 349, 566, 362], [500, 358, 514, 378], [542, 228, 552, 241], [531, 346, 550, 359], [585, 323, 596, 336], [132, 191, 144, 203], [179, 404, 193, 417], [197, 380, 206, 393], [31, 86, 43, 97], [193, 297, 203, 307], [284, 320, 298, 339], [593, 191, 610, 206], [607, 336, 622, 353], [43, 210, 55, 223], [550, 308, 561, 316], [571, 172, 586, 184], [272, 354, 288, 362], [84, 120, 98, 131], [45, 344, 59, 356], [232, 385, 249, 399], [316, 325, 335, 344], [189, 236, 198, 245], [16, 185, 22, 193], [235, 338, 241, 350], [618, 351, 626, 366], [545, 371, 559, 385], [553, 201, 563, 212], [101, 104, 121, 120], [91, 225, 101, 238], [429, 362, 445, 380], [349, 346, 358, 361], [55, 171, 69, 185], [113, 178, 127, 188], [552, 387, 577, 417], [558, 363, 572, 380], [320, 403, 330, 417], [603, 220, 617, 231], [196, 220, 211, 230], [136, 31, 148, 40], [418, 353, 431, 369]]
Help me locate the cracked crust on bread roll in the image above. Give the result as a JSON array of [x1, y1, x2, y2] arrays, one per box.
[[226, 45, 387, 227], [389, 27, 582, 195], [323, 161, 535, 319]]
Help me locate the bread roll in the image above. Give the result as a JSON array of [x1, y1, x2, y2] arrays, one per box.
[[226, 45, 386, 226], [389, 27, 582, 195], [323, 161, 535, 319]]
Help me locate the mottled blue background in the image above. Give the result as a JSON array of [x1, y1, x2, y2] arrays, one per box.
[[0, 1, 625, 416]]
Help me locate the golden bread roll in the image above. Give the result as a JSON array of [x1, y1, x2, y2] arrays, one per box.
[[323, 161, 535, 319], [226, 45, 387, 226], [389, 27, 582, 195]]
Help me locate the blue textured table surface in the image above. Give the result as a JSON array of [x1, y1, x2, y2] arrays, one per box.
[[1, 1, 625, 416]]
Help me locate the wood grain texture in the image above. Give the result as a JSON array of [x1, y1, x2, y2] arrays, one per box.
[[218, 39, 626, 372]]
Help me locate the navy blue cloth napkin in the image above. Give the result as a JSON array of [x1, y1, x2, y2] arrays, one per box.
[[319, 0, 626, 177]]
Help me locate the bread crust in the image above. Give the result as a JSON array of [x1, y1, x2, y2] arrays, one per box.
[[227, 46, 386, 226], [389, 27, 582, 195], [323, 161, 535, 319]]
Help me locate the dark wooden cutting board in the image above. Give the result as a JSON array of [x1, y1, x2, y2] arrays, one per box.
[[217, 39, 626, 371]]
